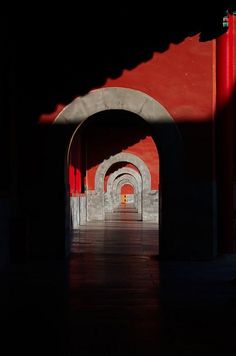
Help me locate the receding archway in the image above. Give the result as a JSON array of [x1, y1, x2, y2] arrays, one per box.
[[87, 152, 158, 222], [55, 87, 183, 257], [119, 183, 135, 204], [105, 167, 142, 214], [112, 175, 139, 210]]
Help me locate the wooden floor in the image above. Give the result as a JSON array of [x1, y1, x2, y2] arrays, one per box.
[[2, 207, 236, 355]]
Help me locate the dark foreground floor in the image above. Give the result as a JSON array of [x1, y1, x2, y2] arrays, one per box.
[[1, 214, 236, 355]]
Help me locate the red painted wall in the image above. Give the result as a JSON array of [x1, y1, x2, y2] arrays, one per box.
[[121, 184, 134, 194], [40, 35, 214, 124], [42, 34, 215, 186], [234, 16, 236, 82], [104, 35, 214, 122], [234, 16, 236, 181], [103, 36, 215, 182], [69, 137, 82, 196]]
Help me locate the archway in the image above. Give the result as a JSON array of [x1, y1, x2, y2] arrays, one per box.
[[112, 175, 138, 209], [119, 182, 135, 205], [55, 87, 183, 257], [106, 168, 142, 214], [87, 152, 157, 221]]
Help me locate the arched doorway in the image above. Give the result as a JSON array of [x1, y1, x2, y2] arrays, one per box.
[[86, 151, 156, 222], [54, 87, 182, 257], [106, 167, 142, 214], [120, 182, 135, 205]]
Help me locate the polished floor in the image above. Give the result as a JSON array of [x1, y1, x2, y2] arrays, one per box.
[[2, 207, 236, 355]]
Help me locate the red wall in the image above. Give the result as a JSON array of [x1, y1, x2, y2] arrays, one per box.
[[234, 17, 236, 182], [104, 36, 214, 122], [69, 137, 82, 196], [121, 184, 134, 194], [40, 35, 214, 124], [103, 36, 215, 182], [41, 34, 215, 193]]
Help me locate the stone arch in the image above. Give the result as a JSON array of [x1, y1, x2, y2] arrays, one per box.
[[112, 175, 139, 210], [105, 168, 142, 213], [116, 180, 135, 206], [58, 87, 182, 191], [87, 152, 157, 222], [107, 167, 142, 193], [55, 87, 176, 127], [95, 152, 150, 192], [58, 87, 183, 254], [118, 182, 134, 195]]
